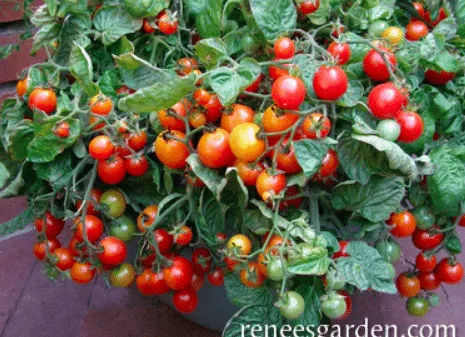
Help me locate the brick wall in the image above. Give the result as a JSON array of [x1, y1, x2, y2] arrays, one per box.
[[0, 1, 45, 104]]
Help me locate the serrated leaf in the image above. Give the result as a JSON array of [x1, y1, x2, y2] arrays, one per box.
[[294, 139, 329, 177], [198, 190, 225, 246], [70, 43, 99, 96], [94, 6, 142, 45], [186, 0, 223, 38], [194, 38, 228, 69], [54, 14, 91, 65], [224, 273, 273, 307], [34, 152, 73, 190], [186, 154, 222, 194], [249, 0, 297, 41], [217, 167, 248, 208], [288, 248, 331, 276]]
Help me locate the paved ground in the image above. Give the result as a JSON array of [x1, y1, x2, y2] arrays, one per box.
[[0, 196, 464, 337]]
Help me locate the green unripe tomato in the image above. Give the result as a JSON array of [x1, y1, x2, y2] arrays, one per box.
[[110, 263, 135, 287], [279, 291, 305, 320], [377, 120, 401, 141], [375, 239, 401, 263], [406, 297, 429, 317], [110, 215, 136, 241], [368, 20, 390, 37], [267, 258, 285, 281], [412, 207, 436, 230], [326, 269, 346, 290], [386, 263, 396, 279], [100, 189, 126, 218], [321, 291, 347, 319]]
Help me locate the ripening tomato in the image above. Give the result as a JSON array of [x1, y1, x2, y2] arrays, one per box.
[[227, 234, 252, 255], [154, 130, 190, 169], [220, 104, 255, 133], [406, 19, 429, 41], [177, 58, 198, 76], [34, 239, 61, 260], [193, 89, 211, 106], [16, 77, 28, 98], [263, 105, 299, 133], [127, 131, 147, 151], [154, 229, 174, 253], [89, 94, 112, 116], [412, 227, 444, 250], [333, 240, 349, 259], [229, 123, 265, 162], [302, 113, 331, 139], [274, 37, 295, 59], [236, 161, 265, 189], [424, 69, 455, 85], [89, 135, 115, 161], [110, 263, 135, 287], [197, 128, 235, 168], [125, 156, 149, 176], [164, 256, 194, 290], [435, 259, 464, 284], [315, 149, 339, 179], [190, 271, 205, 291], [387, 211, 417, 238], [363, 47, 397, 82], [137, 205, 158, 232], [97, 155, 127, 185], [313, 66, 348, 101], [269, 62, 290, 81], [367, 82, 403, 119], [256, 171, 287, 202], [240, 262, 265, 288], [142, 18, 156, 33], [271, 75, 306, 110], [192, 247, 212, 273], [189, 111, 207, 129], [276, 142, 301, 174], [207, 268, 225, 286], [52, 248, 75, 271], [245, 74, 263, 93], [335, 290, 352, 320], [136, 270, 169, 295], [203, 94, 223, 123], [76, 187, 102, 216], [70, 262, 96, 284], [158, 13, 178, 35], [54, 122, 70, 138], [173, 287, 198, 313], [299, 0, 319, 14], [158, 99, 191, 132], [98, 236, 127, 266], [396, 273, 421, 297], [174, 226, 193, 246], [418, 271, 441, 291], [28, 88, 57, 114], [396, 111, 424, 143], [416, 253, 437, 273], [327, 42, 351, 65], [35, 211, 65, 239], [75, 215, 104, 243], [381, 26, 404, 45]]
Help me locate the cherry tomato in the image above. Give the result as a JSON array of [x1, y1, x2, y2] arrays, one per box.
[[154, 228, 174, 253], [125, 156, 149, 176], [89, 94, 112, 116], [263, 105, 299, 133], [435, 258, 464, 284], [424, 69, 455, 86], [173, 287, 198, 313], [280, 186, 303, 210], [227, 234, 252, 255], [269, 63, 290, 81], [207, 268, 225, 286], [299, 0, 319, 15], [52, 247, 74, 271], [97, 155, 127, 185], [321, 291, 347, 319], [127, 131, 147, 151], [110, 215, 136, 242], [406, 297, 429, 317], [116, 86, 135, 95], [276, 142, 301, 174], [387, 211, 417, 238], [367, 82, 403, 119], [418, 271, 441, 291], [416, 253, 437, 273], [375, 239, 401, 263], [100, 189, 126, 218], [267, 258, 285, 281], [302, 113, 331, 139], [271, 75, 306, 110], [137, 205, 158, 232], [189, 111, 207, 129], [35, 211, 65, 239], [327, 42, 351, 65], [406, 19, 429, 41], [28, 88, 57, 114], [203, 95, 223, 123], [136, 269, 169, 295], [154, 130, 190, 169], [190, 271, 205, 291], [193, 89, 211, 106], [33, 238, 61, 260], [69, 236, 86, 257], [89, 135, 114, 161], [274, 37, 295, 59], [16, 77, 28, 98], [413, 2, 425, 17], [158, 13, 178, 35], [220, 104, 255, 133], [396, 273, 421, 297], [245, 74, 263, 93], [381, 26, 404, 45], [110, 263, 135, 287], [336, 290, 353, 320], [235, 160, 264, 186], [197, 128, 235, 168], [98, 236, 127, 266], [240, 262, 265, 288], [70, 262, 96, 284], [256, 171, 287, 202], [313, 66, 348, 101], [54, 122, 70, 138], [315, 149, 339, 179], [88, 115, 105, 131], [192, 247, 212, 273], [158, 99, 191, 132], [363, 47, 397, 82], [164, 256, 194, 290], [412, 227, 443, 250], [142, 18, 156, 34], [333, 240, 349, 259], [75, 215, 104, 243], [368, 20, 389, 37], [229, 123, 265, 162], [174, 226, 193, 246], [396, 110, 424, 143], [177, 58, 198, 76], [376, 119, 401, 141]]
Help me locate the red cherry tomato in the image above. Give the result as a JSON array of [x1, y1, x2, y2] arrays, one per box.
[[412, 227, 444, 250], [418, 272, 441, 290], [327, 42, 351, 65], [154, 229, 174, 253], [424, 69, 455, 85], [33, 239, 61, 260], [124, 156, 149, 177], [98, 236, 127, 266], [396, 111, 424, 143], [173, 287, 198, 313], [313, 66, 348, 101], [207, 268, 225, 286], [363, 47, 397, 82], [274, 37, 295, 59], [35, 211, 65, 239], [192, 247, 212, 273], [299, 0, 320, 14], [333, 240, 349, 259], [416, 253, 437, 273], [387, 211, 417, 238], [435, 258, 464, 284], [163, 256, 194, 290], [271, 75, 306, 110], [367, 82, 403, 119], [97, 155, 127, 185]]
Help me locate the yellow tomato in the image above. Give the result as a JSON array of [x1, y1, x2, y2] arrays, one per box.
[[381, 27, 404, 45]]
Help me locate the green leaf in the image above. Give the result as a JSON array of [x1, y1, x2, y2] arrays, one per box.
[[194, 38, 228, 69], [292, 54, 318, 97], [209, 58, 261, 106], [427, 145, 465, 215], [346, 241, 382, 261], [432, 50, 461, 73], [98, 69, 121, 96], [292, 278, 324, 327], [224, 273, 273, 307], [0, 207, 34, 237], [294, 139, 329, 177], [0, 162, 10, 189], [34, 152, 73, 190], [445, 232, 462, 254], [69, 43, 99, 96], [27, 115, 81, 163], [186, 154, 222, 194], [123, 0, 168, 18], [288, 247, 331, 276], [186, 0, 223, 38], [249, 0, 297, 41], [54, 14, 92, 66], [217, 167, 248, 208], [223, 304, 282, 337], [94, 6, 142, 45], [243, 209, 272, 235], [9, 121, 34, 161], [118, 75, 195, 112], [0, 164, 24, 199], [304, 0, 331, 25], [331, 176, 404, 222], [0, 44, 19, 60], [198, 190, 225, 246], [56, 0, 87, 17], [337, 80, 364, 107]]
